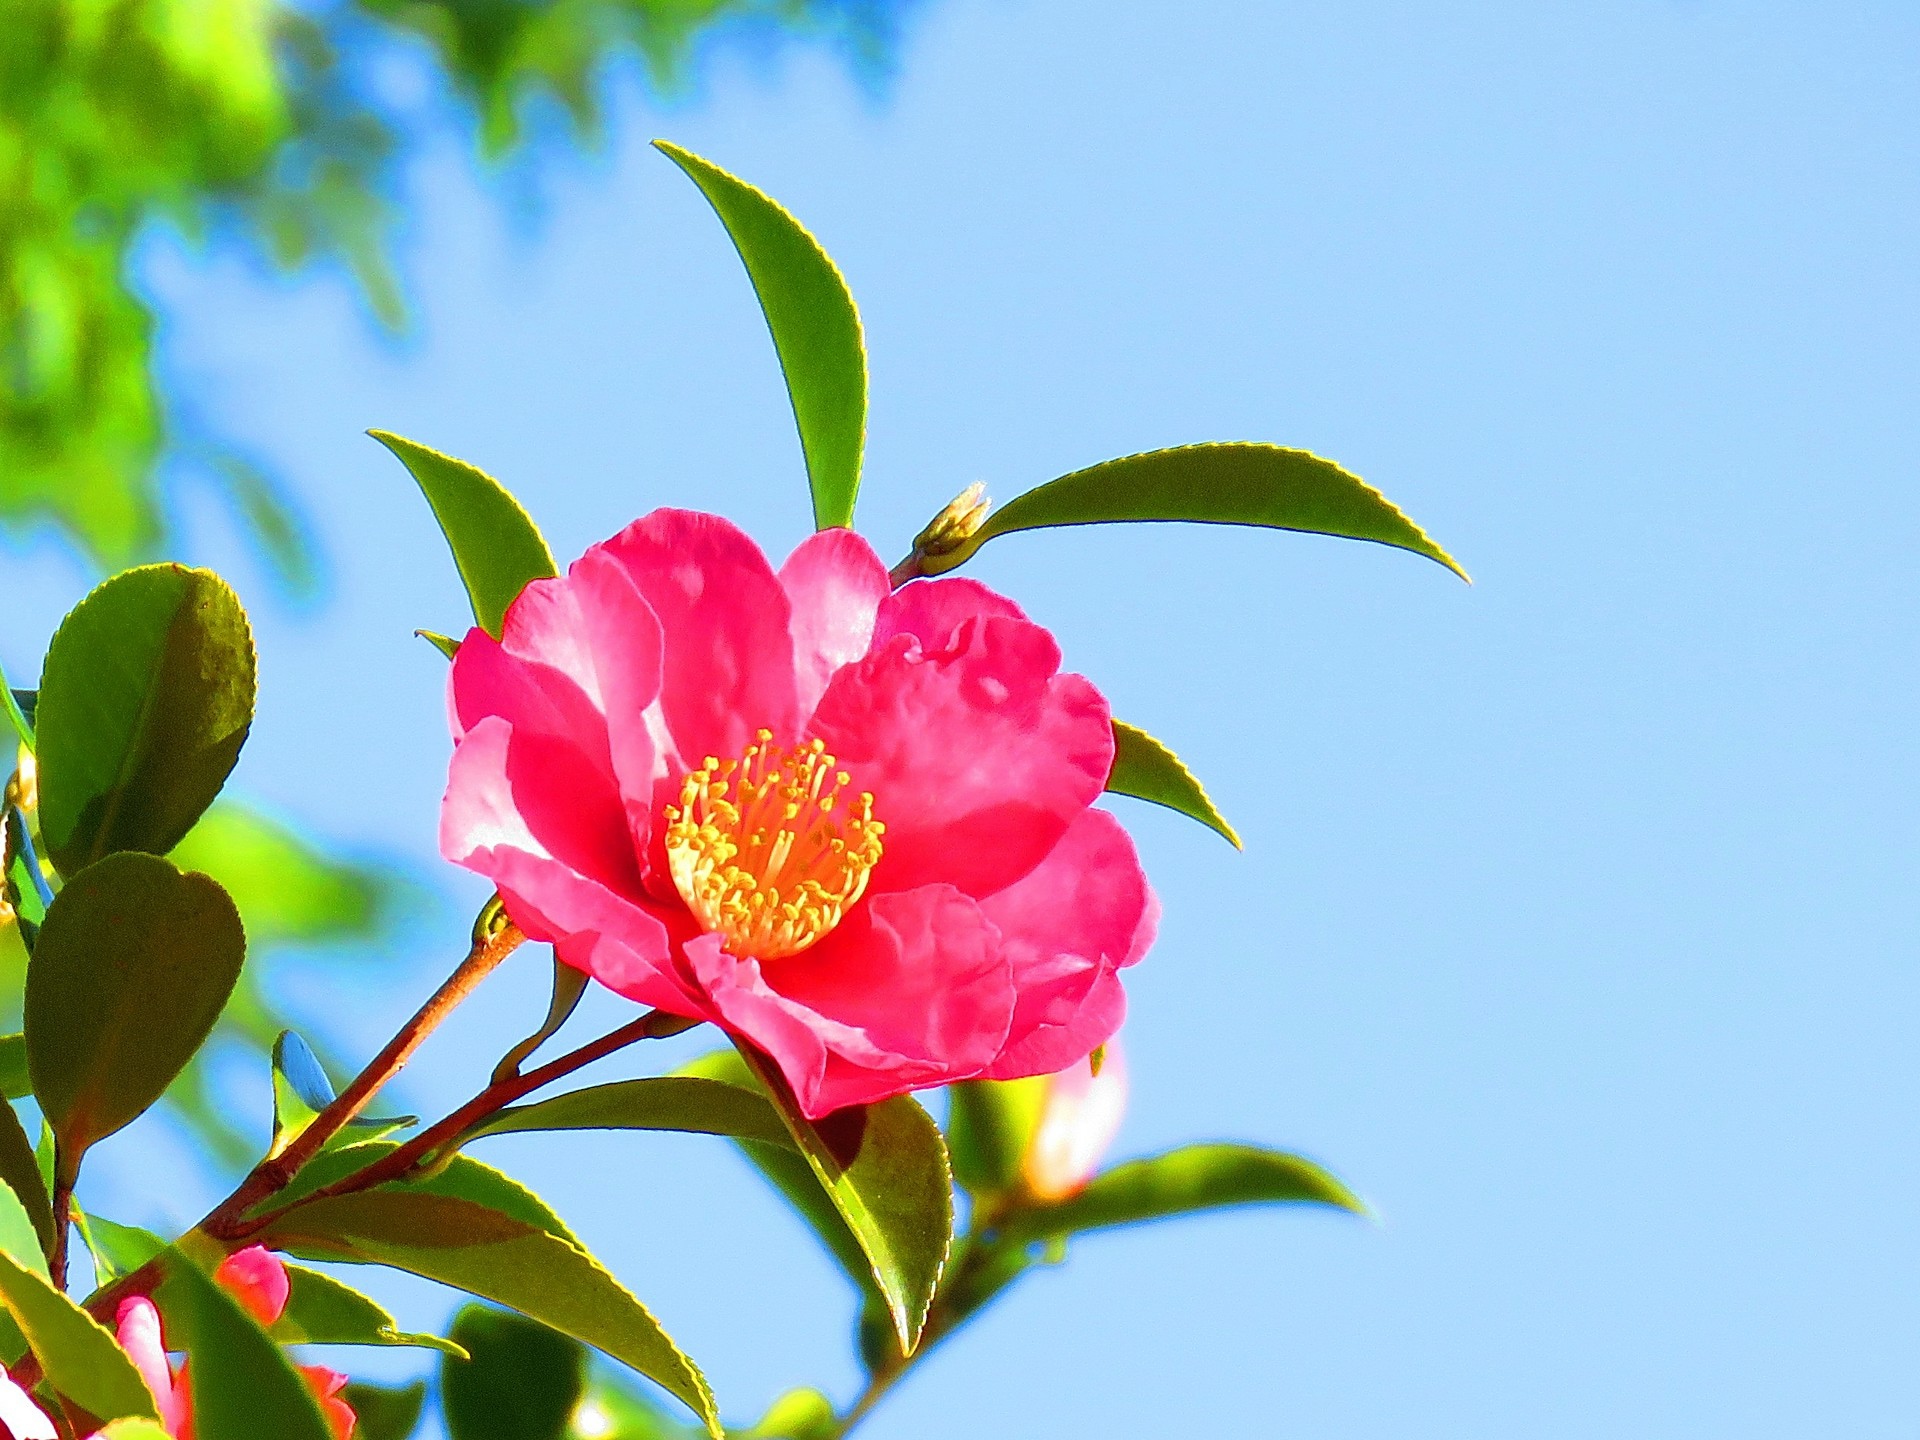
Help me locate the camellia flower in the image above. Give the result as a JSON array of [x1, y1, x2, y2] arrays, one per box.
[[1022, 1040, 1129, 1202], [442, 510, 1157, 1116], [0, 1249, 353, 1440]]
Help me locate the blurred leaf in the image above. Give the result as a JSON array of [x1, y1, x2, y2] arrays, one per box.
[[690, 1047, 951, 1354], [270, 1031, 413, 1160], [0, 1036, 27, 1100], [656, 142, 866, 531], [0, 1099, 52, 1263], [463, 1076, 794, 1150], [35, 565, 255, 876], [0, 666, 31, 749], [274, 1263, 466, 1355], [995, 1143, 1366, 1244], [491, 959, 589, 1084], [0, 1245, 159, 1424], [26, 852, 245, 1162], [743, 1387, 837, 1440], [571, 1372, 705, 1440], [341, 1380, 428, 1440], [371, 431, 557, 639], [93, 1422, 176, 1440], [153, 1250, 335, 1440], [918, 443, 1468, 582], [1106, 719, 1241, 848], [76, 1215, 164, 1281], [944, 1077, 1046, 1201], [171, 801, 396, 948], [441, 1305, 587, 1440], [0, 1181, 46, 1281]]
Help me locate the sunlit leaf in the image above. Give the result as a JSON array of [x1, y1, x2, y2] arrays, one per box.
[[35, 564, 256, 876], [0, 1099, 53, 1263], [656, 142, 867, 531], [0, 664, 31, 750], [274, 1263, 466, 1356], [76, 1215, 163, 1282], [26, 853, 245, 1165], [743, 1387, 837, 1439], [269, 1032, 412, 1160], [441, 1305, 585, 1440], [944, 1077, 1046, 1200], [918, 443, 1467, 582], [1106, 719, 1241, 848], [371, 431, 557, 639], [463, 1076, 793, 1150], [0, 1246, 159, 1425], [995, 1143, 1366, 1244], [416, 629, 461, 660]]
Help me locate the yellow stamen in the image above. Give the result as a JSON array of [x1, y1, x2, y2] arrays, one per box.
[[663, 729, 885, 960]]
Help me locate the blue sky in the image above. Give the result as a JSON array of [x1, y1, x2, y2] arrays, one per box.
[[7, 1, 1918, 1435]]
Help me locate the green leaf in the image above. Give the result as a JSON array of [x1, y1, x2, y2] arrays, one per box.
[[35, 564, 257, 876], [76, 1215, 164, 1281], [944, 1077, 1047, 1200], [0, 1182, 46, 1281], [0, 662, 32, 750], [0, 1098, 53, 1263], [274, 1262, 467, 1356], [1106, 719, 1241, 848], [689, 1047, 951, 1353], [744, 1387, 837, 1440], [261, 1180, 721, 1435], [93, 1422, 176, 1440], [416, 629, 461, 660], [0, 1246, 159, 1425], [171, 801, 399, 948], [341, 1381, 428, 1440], [441, 1305, 586, 1440], [0, 1037, 23, 1101], [371, 431, 558, 639], [270, 1032, 412, 1159], [26, 852, 246, 1161], [491, 959, 590, 1084], [152, 1250, 336, 1440], [655, 142, 867, 531], [463, 1076, 794, 1150], [919, 443, 1468, 582], [995, 1143, 1366, 1244]]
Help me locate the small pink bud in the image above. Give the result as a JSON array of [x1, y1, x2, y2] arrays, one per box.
[[214, 1245, 291, 1329], [1022, 1040, 1128, 1202]]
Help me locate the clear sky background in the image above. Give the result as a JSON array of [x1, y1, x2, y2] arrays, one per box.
[[6, 1, 1918, 1435]]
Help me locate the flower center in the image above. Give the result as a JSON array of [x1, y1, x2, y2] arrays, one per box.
[[663, 729, 885, 960]]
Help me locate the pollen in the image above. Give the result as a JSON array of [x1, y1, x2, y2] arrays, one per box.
[[663, 730, 885, 960]]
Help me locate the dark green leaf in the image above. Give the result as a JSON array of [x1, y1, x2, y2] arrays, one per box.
[[153, 1250, 335, 1440], [1106, 719, 1241, 848], [274, 1262, 466, 1356], [463, 1076, 793, 1149], [0, 1099, 53, 1262], [35, 564, 256, 876], [0, 1245, 159, 1424], [26, 853, 246, 1162], [944, 1077, 1047, 1200], [339, 1382, 427, 1440], [170, 801, 399, 948], [919, 443, 1468, 582], [655, 142, 866, 531], [441, 1305, 586, 1440], [688, 1047, 951, 1353], [0, 1037, 28, 1100], [995, 1143, 1366, 1244], [371, 431, 558, 639], [490, 958, 589, 1084]]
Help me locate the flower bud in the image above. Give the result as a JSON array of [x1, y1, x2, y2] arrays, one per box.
[[891, 482, 992, 583], [1021, 1040, 1128, 1202]]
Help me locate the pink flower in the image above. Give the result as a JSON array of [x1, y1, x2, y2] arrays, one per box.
[[442, 511, 1158, 1116], [1022, 1041, 1129, 1202]]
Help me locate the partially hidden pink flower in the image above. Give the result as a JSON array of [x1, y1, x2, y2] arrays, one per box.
[[1022, 1040, 1129, 1202], [442, 511, 1158, 1116]]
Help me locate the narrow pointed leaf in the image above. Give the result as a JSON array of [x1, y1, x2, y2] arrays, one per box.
[[1106, 720, 1241, 848], [694, 1047, 951, 1352], [371, 431, 558, 639], [920, 443, 1467, 581], [996, 1143, 1366, 1244], [27, 853, 245, 1159], [490, 960, 590, 1084], [35, 564, 256, 876], [656, 142, 867, 530], [0, 662, 32, 750], [271, 1263, 467, 1356], [0, 1247, 159, 1424], [463, 1076, 793, 1149], [0, 1100, 53, 1262], [440, 1305, 586, 1440], [416, 629, 461, 660]]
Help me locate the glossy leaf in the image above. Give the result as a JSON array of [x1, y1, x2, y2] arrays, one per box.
[[0, 1246, 159, 1424], [490, 960, 589, 1084], [944, 1077, 1047, 1200], [463, 1076, 793, 1150], [1106, 719, 1241, 848], [441, 1305, 586, 1440], [919, 443, 1468, 582], [656, 142, 867, 530], [694, 1047, 951, 1353], [76, 1215, 164, 1282], [35, 564, 256, 876], [995, 1143, 1365, 1244], [261, 1167, 721, 1436], [275, 1263, 466, 1356], [0, 1036, 24, 1100], [26, 853, 245, 1161], [153, 1251, 336, 1440], [341, 1381, 428, 1440], [0, 1100, 53, 1263], [372, 431, 558, 639]]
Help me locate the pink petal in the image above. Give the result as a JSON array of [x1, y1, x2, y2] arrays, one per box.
[[567, 546, 668, 839], [780, 529, 891, 717], [214, 1246, 289, 1327], [979, 808, 1157, 1078], [0, 1373, 55, 1440], [298, 1365, 357, 1440], [600, 510, 801, 763], [874, 576, 1026, 651], [808, 616, 1113, 898], [116, 1297, 187, 1434], [1023, 1041, 1129, 1201]]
